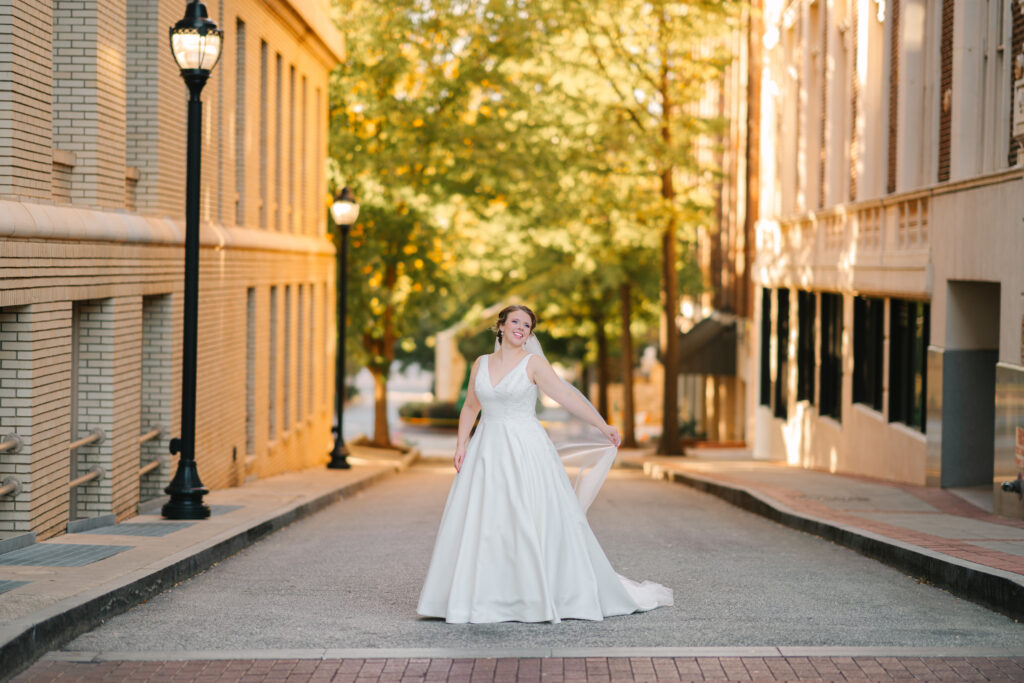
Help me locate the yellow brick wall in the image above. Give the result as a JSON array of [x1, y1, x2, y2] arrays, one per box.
[[0, 0, 342, 539], [0, 238, 335, 538]]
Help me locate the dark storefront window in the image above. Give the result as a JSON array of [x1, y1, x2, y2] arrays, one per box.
[[760, 288, 771, 407], [819, 292, 843, 421], [889, 299, 929, 432], [853, 296, 884, 411], [796, 291, 815, 403], [773, 289, 790, 419]]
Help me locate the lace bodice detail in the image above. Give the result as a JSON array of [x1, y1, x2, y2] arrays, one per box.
[[476, 354, 537, 422]]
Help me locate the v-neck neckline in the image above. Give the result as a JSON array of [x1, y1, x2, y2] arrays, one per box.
[[486, 353, 530, 389]]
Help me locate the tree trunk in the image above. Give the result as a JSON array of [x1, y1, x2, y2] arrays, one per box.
[[366, 263, 398, 449], [658, 218, 681, 455], [656, 9, 681, 455], [619, 283, 637, 448], [741, 0, 762, 320], [594, 310, 609, 420], [370, 366, 391, 447]]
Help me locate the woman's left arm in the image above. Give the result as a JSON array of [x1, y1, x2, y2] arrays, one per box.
[[528, 356, 620, 447]]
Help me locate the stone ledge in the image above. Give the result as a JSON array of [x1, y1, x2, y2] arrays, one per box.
[[0, 199, 334, 255]]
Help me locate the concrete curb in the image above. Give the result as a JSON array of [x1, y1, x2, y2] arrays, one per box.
[[629, 461, 1024, 618], [1, 454, 415, 680], [43, 646, 1024, 661]]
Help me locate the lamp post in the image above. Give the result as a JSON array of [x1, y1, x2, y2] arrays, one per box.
[[163, 0, 223, 519], [327, 187, 360, 469]]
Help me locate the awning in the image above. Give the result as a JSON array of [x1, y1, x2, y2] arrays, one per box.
[[677, 312, 737, 376]]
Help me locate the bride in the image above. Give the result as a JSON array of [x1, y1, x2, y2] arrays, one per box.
[[417, 304, 673, 623]]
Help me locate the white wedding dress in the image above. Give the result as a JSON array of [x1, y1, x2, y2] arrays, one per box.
[[417, 353, 673, 624]]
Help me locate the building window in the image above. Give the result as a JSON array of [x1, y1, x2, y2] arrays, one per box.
[[773, 289, 790, 419], [283, 284, 291, 432], [853, 296, 884, 411], [759, 288, 771, 407], [235, 19, 246, 226], [889, 299, 929, 432], [275, 53, 283, 230], [269, 285, 277, 441], [288, 64, 296, 232], [297, 284, 304, 422], [796, 290, 815, 403], [245, 287, 255, 456], [819, 292, 843, 420], [259, 40, 268, 229], [308, 282, 315, 413]]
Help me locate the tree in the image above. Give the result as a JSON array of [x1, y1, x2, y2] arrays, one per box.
[[330, 0, 736, 449], [329, 0, 574, 445], [543, 0, 738, 454]]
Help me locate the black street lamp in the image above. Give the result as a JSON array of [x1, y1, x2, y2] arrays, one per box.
[[327, 187, 360, 469], [163, 0, 223, 519]]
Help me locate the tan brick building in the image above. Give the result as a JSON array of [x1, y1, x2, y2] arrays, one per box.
[[0, 0, 343, 540], [753, 0, 1024, 518]]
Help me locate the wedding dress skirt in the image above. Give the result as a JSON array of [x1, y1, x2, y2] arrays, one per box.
[[417, 354, 673, 624]]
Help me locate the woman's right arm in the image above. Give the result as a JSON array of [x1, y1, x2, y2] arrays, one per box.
[[454, 357, 482, 472]]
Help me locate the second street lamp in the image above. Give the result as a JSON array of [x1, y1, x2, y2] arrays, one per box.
[[163, 0, 223, 519], [327, 187, 360, 469]]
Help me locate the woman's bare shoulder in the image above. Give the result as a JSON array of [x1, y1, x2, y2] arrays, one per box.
[[525, 353, 554, 377]]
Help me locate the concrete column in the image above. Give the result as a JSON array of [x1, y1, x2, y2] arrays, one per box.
[[0, 303, 73, 540], [52, 0, 127, 209], [0, 0, 54, 200], [950, 0, 986, 180]]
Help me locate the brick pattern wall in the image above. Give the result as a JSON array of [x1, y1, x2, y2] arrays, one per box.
[[1, 0, 340, 539], [0, 307, 32, 534], [938, 0, 953, 181], [0, 0, 53, 199], [52, 159, 72, 203], [1011, 0, 1024, 167], [140, 294, 173, 502], [126, 0, 159, 215], [71, 300, 114, 519], [110, 297, 142, 520], [887, 0, 900, 194], [53, 0, 127, 208], [849, 0, 858, 201], [2, 242, 334, 524], [0, 303, 74, 540]]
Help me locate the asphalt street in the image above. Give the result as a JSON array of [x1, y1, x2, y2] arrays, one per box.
[[65, 463, 1024, 653]]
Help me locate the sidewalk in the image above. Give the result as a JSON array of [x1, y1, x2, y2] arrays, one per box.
[[0, 444, 417, 678], [620, 449, 1024, 617]]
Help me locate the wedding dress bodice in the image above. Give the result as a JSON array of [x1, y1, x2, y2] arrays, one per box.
[[477, 354, 537, 422]]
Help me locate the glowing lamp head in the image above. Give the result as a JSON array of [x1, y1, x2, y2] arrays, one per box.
[[170, 0, 223, 73], [331, 187, 360, 226]]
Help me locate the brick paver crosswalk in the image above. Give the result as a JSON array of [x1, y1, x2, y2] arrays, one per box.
[[13, 656, 1024, 682]]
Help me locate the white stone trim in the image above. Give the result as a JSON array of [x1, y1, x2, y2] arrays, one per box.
[[0, 199, 334, 255]]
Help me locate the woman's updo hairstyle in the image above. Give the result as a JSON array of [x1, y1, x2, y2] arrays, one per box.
[[495, 304, 537, 343]]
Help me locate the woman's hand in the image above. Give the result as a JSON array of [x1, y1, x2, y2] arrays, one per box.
[[602, 424, 621, 448], [454, 445, 468, 472]]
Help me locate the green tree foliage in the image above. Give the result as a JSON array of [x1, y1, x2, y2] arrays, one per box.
[[330, 0, 738, 447]]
